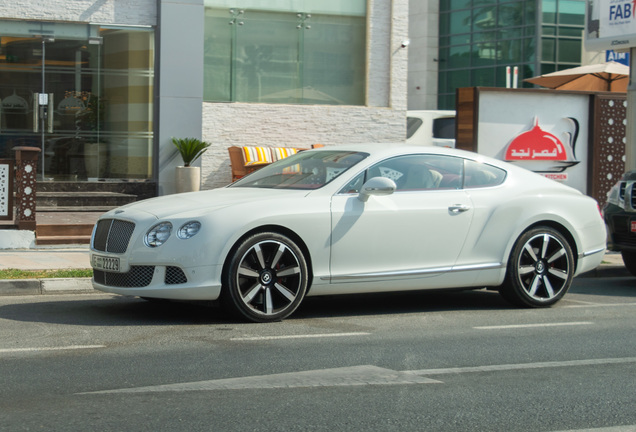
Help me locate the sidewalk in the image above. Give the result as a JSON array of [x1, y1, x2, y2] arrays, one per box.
[[0, 246, 93, 296], [0, 247, 630, 297]]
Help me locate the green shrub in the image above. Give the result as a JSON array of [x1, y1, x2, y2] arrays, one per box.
[[172, 137, 211, 167]]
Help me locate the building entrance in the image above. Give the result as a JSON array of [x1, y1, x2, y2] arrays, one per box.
[[0, 21, 154, 182]]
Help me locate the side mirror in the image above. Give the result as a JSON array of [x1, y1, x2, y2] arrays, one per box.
[[358, 177, 397, 202]]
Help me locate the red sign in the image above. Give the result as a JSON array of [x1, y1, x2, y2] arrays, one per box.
[[505, 119, 568, 161]]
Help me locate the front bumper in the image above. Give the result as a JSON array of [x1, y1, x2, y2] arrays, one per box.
[[604, 204, 636, 253], [91, 261, 223, 300]]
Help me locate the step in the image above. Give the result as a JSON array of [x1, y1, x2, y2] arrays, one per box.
[[36, 235, 92, 246], [35, 223, 94, 246], [36, 224, 95, 237], [36, 191, 137, 208]]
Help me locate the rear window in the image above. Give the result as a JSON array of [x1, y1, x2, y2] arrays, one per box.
[[432, 117, 456, 139]]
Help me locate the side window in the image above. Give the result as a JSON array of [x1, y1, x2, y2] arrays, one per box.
[[464, 160, 506, 189], [340, 154, 465, 193], [339, 172, 365, 194]]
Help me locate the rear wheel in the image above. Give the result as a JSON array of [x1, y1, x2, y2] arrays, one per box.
[[500, 226, 574, 307], [621, 251, 636, 277], [223, 232, 308, 322]]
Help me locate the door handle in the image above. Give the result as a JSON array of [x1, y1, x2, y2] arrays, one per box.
[[449, 204, 470, 214]]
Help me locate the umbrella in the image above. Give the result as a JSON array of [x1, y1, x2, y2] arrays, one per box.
[[524, 61, 629, 92]]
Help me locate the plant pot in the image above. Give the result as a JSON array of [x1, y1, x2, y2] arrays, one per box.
[[175, 166, 201, 193]]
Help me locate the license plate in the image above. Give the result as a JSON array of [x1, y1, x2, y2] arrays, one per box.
[[92, 255, 120, 272]]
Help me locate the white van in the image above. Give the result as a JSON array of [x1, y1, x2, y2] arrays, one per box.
[[406, 110, 456, 147]]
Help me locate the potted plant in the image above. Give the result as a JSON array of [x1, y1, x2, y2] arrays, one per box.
[[172, 137, 211, 193]]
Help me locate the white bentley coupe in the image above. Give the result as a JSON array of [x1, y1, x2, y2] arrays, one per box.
[[90, 144, 606, 322]]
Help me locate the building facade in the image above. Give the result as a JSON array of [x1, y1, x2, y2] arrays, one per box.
[[409, 0, 589, 110], [0, 0, 408, 196]]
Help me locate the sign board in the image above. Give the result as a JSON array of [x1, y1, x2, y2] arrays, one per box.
[[456, 88, 591, 194], [0, 159, 13, 220], [585, 0, 636, 51], [606, 49, 630, 65]]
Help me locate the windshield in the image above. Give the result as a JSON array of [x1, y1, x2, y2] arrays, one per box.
[[231, 150, 369, 189]]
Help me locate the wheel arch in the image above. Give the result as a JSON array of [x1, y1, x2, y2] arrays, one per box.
[[221, 224, 315, 292]]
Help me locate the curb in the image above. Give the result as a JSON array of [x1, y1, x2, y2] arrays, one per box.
[[0, 278, 96, 296], [0, 264, 631, 297]]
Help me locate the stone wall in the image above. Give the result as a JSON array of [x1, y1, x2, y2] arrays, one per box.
[[201, 103, 407, 189], [0, 0, 156, 25]]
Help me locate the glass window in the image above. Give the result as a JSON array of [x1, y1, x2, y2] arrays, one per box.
[[406, 117, 423, 139], [542, 38, 556, 62], [542, 0, 557, 24], [558, 0, 585, 25], [464, 160, 506, 188], [448, 45, 471, 68], [359, 155, 465, 192], [0, 22, 154, 181], [203, 1, 366, 106], [234, 150, 368, 190], [473, 67, 496, 86], [450, 0, 472, 10], [557, 38, 581, 63], [498, 38, 523, 63], [450, 10, 472, 34]]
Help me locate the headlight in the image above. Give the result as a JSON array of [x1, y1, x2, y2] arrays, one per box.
[[145, 222, 172, 247], [177, 221, 201, 239]]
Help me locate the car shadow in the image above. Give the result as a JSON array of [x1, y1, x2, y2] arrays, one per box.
[[292, 289, 512, 320], [0, 289, 512, 326], [2, 278, 631, 327]]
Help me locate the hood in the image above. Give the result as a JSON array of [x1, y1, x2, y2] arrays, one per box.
[[107, 187, 309, 219]]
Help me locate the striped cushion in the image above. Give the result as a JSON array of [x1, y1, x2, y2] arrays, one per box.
[[243, 146, 272, 165], [272, 147, 298, 161]]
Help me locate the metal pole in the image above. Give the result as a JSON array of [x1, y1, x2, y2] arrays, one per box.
[[41, 38, 46, 179], [625, 47, 636, 171]]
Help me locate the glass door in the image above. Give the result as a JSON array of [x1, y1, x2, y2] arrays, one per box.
[[0, 22, 102, 181]]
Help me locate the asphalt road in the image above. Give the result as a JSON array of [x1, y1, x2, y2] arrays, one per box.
[[1, 276, 635, 432]]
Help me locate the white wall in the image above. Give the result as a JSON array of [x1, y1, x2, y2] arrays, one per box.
[[407, 0, 439, 110], [200, 0, 410, 189], [0, 0, 156, 25]]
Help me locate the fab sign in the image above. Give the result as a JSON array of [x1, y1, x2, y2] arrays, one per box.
[[609, 1, 635, 20]]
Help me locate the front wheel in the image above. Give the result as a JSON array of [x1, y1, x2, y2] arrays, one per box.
[[223, 232, 309, 322], [500, 227, 574, 307]]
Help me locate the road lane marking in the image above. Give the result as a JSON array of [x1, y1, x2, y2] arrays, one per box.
[[406, 357, 636, 376], [231, 332, 370, 341], [81, 357, 636, 395], [80, 365, 442, 394], [0, 345, 105, 354], [474, 322, 593, 330], [564, 302, 636, 308]]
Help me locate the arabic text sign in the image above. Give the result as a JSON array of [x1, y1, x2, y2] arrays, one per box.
[[475, 90, 589, 194]]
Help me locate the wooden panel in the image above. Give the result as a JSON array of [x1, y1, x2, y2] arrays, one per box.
[[589, 95, 627, 207], [455, 87, 477, 152]]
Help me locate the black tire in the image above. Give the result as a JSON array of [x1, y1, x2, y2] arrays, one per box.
[[223, 232, 308, 322], [500, 226, 574, 307], [621, 251, 636, 277]]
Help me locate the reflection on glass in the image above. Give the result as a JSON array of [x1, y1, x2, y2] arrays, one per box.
[[204, 5, 366, 106], [0, 22, 154, 181]]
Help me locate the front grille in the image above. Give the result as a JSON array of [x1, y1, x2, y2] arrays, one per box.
[[165, 266, 187, 285], [93, 219, 136, 253], [93, 266, 155, 288]]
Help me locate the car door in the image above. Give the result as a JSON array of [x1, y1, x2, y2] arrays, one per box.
[[329, 154, 473, 283]]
